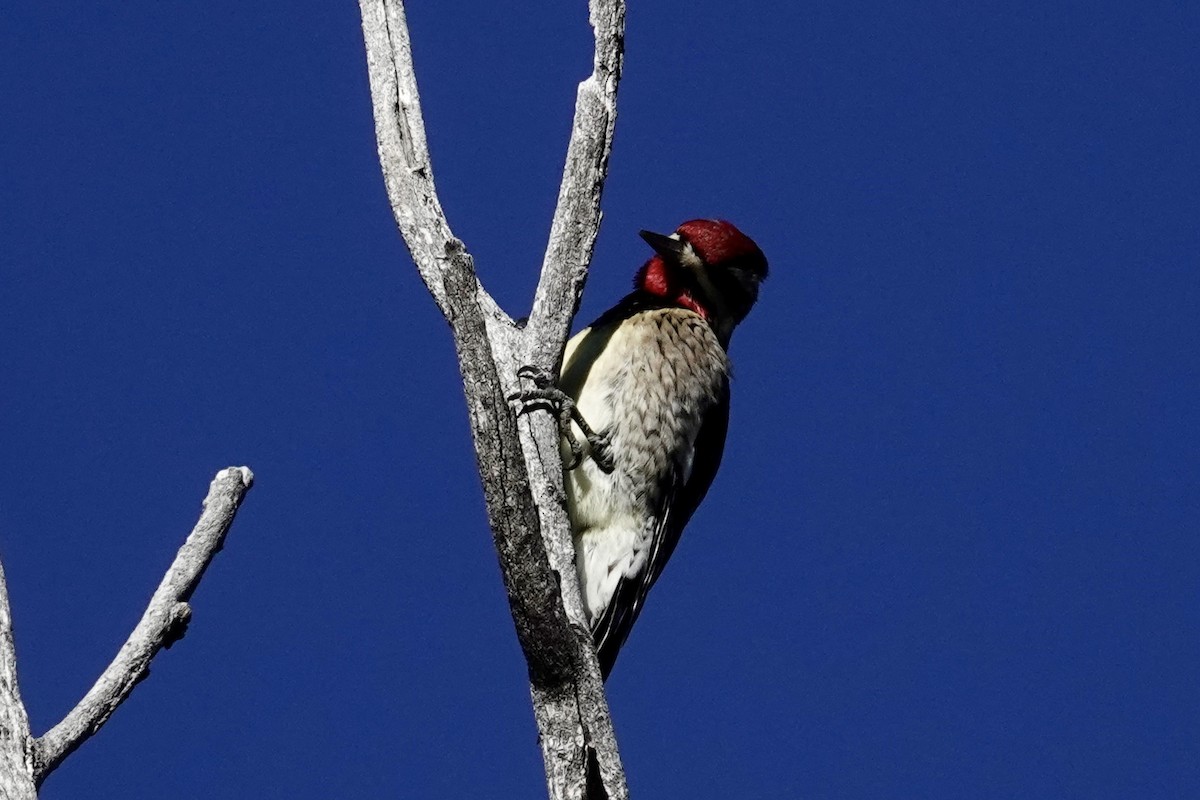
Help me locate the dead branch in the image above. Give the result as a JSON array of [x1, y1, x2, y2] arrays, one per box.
[[358, 1, 627, 797]]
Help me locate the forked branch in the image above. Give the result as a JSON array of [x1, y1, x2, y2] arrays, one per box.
[[358, 1, 627, 798]]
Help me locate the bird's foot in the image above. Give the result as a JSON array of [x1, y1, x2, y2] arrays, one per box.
[[508, 365, 615, 473]]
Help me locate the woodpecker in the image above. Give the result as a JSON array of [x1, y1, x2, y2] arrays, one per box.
[[513, 219, 768, 679]]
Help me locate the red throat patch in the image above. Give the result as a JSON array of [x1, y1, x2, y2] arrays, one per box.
[[638, 256, 672, 296], [635, 257, 710, 319]]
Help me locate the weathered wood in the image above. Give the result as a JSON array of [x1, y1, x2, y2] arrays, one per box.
[[32, 468, 255, 785], [358, 1, 628, 797], [0, 562, 34, 800], [0, 467, 252, 797]]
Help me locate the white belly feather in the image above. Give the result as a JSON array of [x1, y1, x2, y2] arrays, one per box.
[[559, 308, 728, 623]]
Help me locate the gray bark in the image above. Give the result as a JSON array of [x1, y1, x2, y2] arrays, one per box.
[[0, 563, 34, 800], [0, 468, 253, 797], [358, 1, 628, 798]]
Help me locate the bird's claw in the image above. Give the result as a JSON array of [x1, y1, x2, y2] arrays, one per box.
[[507, 365, 615, 474], [586, 430, 615, 473], [515, 364, 553, 388]]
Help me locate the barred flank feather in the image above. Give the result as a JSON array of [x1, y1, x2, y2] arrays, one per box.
[[561, 300, 730, 679]]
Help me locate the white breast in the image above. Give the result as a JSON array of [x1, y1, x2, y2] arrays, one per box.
[[559, 308, 729, 622]]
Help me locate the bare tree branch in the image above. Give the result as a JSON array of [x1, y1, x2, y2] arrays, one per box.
[[358, 0, 508, 326], [440, 245, 577, 683], [359, 1, 628, 798], [527, 0, 625, 369], [0, 561, 35, 800], [32, 466, 255, 784], [510, 2, 627, 794]]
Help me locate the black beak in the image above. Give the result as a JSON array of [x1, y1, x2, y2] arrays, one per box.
[[639, 229, 688, 263]]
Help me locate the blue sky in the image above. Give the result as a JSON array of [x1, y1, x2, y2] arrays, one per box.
[[3, 1, 1197, 797]]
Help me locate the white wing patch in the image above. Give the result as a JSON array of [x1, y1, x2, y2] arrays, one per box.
[[577, 520, 650, 621]]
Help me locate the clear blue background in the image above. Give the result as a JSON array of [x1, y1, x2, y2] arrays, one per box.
[[3, 2, 1197, 797]]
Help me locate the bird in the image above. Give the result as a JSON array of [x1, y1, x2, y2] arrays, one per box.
[[512, 219, 768, 679]]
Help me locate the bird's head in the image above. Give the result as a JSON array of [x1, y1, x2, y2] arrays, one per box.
[[634, 219, 768, 343]]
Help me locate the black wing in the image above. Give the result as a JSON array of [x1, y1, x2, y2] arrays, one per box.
[[591, 379, 731, 679]]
